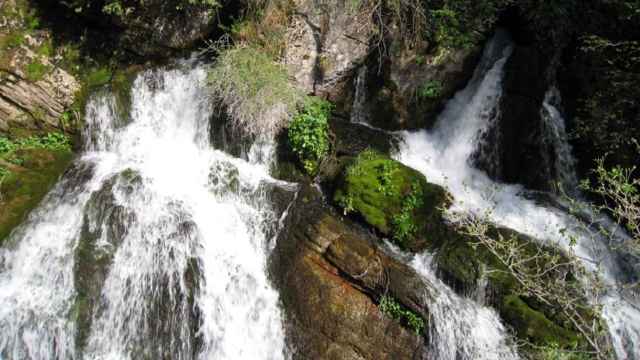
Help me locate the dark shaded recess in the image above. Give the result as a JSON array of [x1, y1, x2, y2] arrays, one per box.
[[28, 0, 245, 63], [472, 9, 561, 191]]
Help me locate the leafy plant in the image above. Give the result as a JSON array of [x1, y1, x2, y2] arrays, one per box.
[[417, 80, 443, 99], [379, 295, 425, 335], [288, 97, 333, 174], [391, 181, 423, 245]]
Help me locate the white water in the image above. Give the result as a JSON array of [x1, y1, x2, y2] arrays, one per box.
[[540, 86, 579, 192], [396, 31, 640, 359], [409, 254, 518, 360], [0, 62, 291, 359]]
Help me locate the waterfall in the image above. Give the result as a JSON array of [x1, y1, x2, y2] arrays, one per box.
[[350, 65, 370, 125], [410, 254, 518, 360], [540, 87, 579, 192], [396, 30, 640, 359], [0, 61, 292, 359]]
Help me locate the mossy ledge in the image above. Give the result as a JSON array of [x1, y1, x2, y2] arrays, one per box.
[[0, 148, 73, 244], [333, 150, 450, 252]]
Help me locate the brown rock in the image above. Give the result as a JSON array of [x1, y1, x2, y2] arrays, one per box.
[[271, 184, 434, 359]]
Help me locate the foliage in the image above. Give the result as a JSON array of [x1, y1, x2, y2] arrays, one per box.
[[208, 44, 303, 136], [379, 295, 425, 335], [101, 0, 220, 16], [455, 210, 612, 358], [417, 80, 443, 99], [571, 36, 640, 172], [287, 97, 332, 174], [0, 133, 72, 159], [85, 67, 112, 88], [391, 181, 423, 245], [25, 61, 50, 82], [572, 154, 640, 261]]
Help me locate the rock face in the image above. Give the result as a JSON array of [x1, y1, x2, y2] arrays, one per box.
[[108, 0, 220, 57], [0, 34, 80, 134], [283, 0, 375, 95], [360, 44, 482, 130], [271, 184, 432, 359]]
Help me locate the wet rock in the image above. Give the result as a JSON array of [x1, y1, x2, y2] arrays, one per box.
[[362, 44, 483, 131], [271, 184, 433, 359], [73, 170, 141, 352]]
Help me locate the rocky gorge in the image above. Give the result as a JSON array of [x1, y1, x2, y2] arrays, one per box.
[[0, 1, 639, 359]]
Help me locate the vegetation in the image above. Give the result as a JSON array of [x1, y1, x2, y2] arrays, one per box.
[[334, 150, 448, 250], [25, 61, 50, 82], [455, 211, 611, 358], [287, 98, 332, 175], [391, 181, 423, 244], [0, 133, 73, 244], [417, 80, 443, 99], [208, 44, 303, 136], [379, 295, 425, 335]]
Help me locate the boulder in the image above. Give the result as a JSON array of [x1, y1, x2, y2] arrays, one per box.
[[271, 184, 433, 359], [333, 152, 450, 252]]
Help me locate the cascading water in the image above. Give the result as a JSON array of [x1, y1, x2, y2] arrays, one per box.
[[409, 254, 518, 360], [0, 61, 292, 359], [540, 87, 579, 192], [396, 30, 640, 359], [350, 65, 370, 125]]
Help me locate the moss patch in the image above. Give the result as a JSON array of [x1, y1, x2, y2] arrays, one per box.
[[502, 295, 580, 348], [0, 148, 73, 244], [334, 150, 449, 251]]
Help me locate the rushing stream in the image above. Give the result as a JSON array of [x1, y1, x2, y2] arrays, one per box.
[[396, 30, 640, 359], [0, 61, 291, 359]]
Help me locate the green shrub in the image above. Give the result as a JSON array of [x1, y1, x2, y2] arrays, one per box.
[[379, 295, 425, 335], [417, 80, 443, 99], [288, 98, 333, 174], [391, 181, 424, 244], [208, 45, 303, 136]]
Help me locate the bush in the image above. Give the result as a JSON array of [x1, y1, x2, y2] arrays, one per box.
[[287, 98, 332, 174], [208, 45, 303, 136], [417, 80, 443, 99], [379, 295, 425, 335]]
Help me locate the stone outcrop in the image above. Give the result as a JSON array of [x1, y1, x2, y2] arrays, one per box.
[[0, 34, 80, 134], [271, 184, 433, 359], [283, 0, 375, 96]]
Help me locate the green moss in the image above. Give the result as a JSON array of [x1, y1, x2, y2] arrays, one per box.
[[334, 150, 449, 251], [85, 67, 112, 89], [0, 148, 73, 244], [502, 295, 580, 348]]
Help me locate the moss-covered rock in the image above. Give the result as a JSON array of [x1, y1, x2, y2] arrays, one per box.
[[0, 148, 73, 243], [502, 295, 579, 348], [333, 150, 449, 252], [433, 224, 594, 351]]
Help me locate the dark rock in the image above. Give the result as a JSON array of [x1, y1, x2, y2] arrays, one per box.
[[270, 184, 433, 359]]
